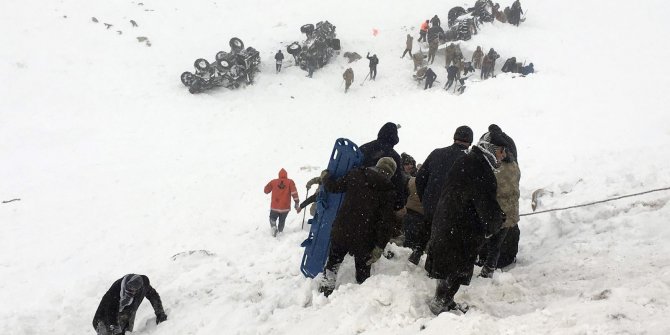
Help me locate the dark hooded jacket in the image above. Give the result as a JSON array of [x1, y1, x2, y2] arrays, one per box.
[[487, 124, 517, 163], [323, 167, 396, 257], [359, 122, 406, 210], [92, 274, 165, 333], [424, 146, 505, 284], [415, 142, 469, 223]]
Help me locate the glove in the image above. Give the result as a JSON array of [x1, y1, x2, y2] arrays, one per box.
[[295, 202, 301, 213], [366, 246, 384, 266], [156, 312, 168, 324]]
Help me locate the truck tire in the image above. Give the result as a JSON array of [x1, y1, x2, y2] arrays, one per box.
[[194, 58, 210, 71], [181, 71, 194, 86], [229, 37, 244, 52]]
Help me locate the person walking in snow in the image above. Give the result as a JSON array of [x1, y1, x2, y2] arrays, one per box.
[[93, 274, 167, 335], [418, 19, 429, 42], [427, 38, 438, 64], [274, 50, 284, 73], [444, 64, 460, 91], [264, 168, 301, 237], [413, 126, 473, 265], [430, 15, 441, 27], [424, 128, 507, 315], [472, 46, 484, 69], [478, 124, 520, 278], [318, 158, 397, 297], [401, 34, 413, 58], [366, 52, 379, 80], [509, 0, 523, 26], [306, 54, 317, 78], [343, 67, 354, 93], [424, 67, 437, 90]]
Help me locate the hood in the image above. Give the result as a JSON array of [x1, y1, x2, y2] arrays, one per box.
[[377, 122, 399, 146], [364, 167, 395, 190], [119, 274, 143, 312], [278, 168, 287, 179]]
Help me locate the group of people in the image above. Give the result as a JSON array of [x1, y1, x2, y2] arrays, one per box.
[[290, 122, 521, 316]]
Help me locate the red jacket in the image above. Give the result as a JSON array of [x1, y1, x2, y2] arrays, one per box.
[[420, 21, 429, 32], [264, 168, 299, 213]]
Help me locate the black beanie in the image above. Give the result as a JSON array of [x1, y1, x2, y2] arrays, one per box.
[[453, 125, 473, 143]]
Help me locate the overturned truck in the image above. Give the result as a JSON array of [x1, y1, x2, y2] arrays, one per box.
[[286, 21, 341, 73], [180, 38, 260, 94]]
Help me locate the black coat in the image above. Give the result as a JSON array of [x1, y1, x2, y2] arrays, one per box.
[[447, 65, 459, 80], [424, 147, 505, 284], [275, 52, 284, 62], [359, 123, 406, 210], [430, 15, 441, 27], [324, 167, 396, 257], [367, 55, 379, 68], [426, 68, 437, 83], [415, 142, 469, 222], [92, 275, 165, 332]]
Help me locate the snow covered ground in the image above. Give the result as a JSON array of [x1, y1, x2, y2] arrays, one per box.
[[2, 0, 670, 334]]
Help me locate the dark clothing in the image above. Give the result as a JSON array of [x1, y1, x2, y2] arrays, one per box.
[[269, 210, 289, 232], [366, 54, 379, 80], [424, 147, 505, 285], [509, 0, 523, 26], [521, 63, 534, 75], [93, 275, 165, 334], [430, 15, 441, 27], [424, 68, 437, 89], [403, 209, 430, 252], [427, 26, 444, 44], [482, 227, 509, 269], [325, 241, 372, 283], [401, 49, 412, 58], [306, 55, 317, 77], [415, 143, 469, 223], [274, 52, 284, 73], [359, 123, 406, 210], [445, 65, 459, 90], [418, 30, 427, 42], [323, 167, 396, 257]]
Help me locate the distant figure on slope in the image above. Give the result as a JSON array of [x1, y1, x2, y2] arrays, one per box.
[[264, 168, 301, 237], [430, 15, 441, 27], [402, 34, 413, 58], [509, 0, 523, 26], [418, 20, 429, 42], [366, 52, 379, 80], [318, 158, 397, 297], [274, 50, 284, 73], [93, 274, 167, 335], [427, 38, 438, 64], [343, 67, 354, 93], [444, 64, 460, 91], [424, 68, 437, 90], [472, 46, 484, 69]]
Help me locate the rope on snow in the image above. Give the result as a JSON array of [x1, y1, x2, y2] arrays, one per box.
[[519, 186, 670, 217]]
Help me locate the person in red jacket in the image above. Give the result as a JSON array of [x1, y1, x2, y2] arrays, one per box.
[[264, 168, 301, 237], [418, 20, 429, 42]]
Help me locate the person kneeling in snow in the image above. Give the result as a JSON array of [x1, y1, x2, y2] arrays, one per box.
[[318, 157, 397, 297], [264, 168, 301, 237], [93, 274, 167, 335]]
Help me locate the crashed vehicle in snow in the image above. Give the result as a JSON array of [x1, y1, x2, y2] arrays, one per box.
[[286, 21, 341, 73], [180, 37, 260, 94]]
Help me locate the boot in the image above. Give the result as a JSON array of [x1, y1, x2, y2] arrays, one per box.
[[408, 250, 422, 265], [271, 226, 278, 237], [479, 265, 494, 278]]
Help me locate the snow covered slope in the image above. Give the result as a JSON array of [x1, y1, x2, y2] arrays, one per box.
[[1, 0, 670, 334]]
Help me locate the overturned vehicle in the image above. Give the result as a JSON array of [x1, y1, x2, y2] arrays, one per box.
[[180, 38, 260, 94], [286, 21, 341, 73]]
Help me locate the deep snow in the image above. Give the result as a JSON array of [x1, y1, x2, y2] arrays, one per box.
[[1, 0, 670, 334]]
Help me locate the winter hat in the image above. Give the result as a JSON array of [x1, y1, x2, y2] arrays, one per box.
[[377, 122, 400, 146], [376, 157, 397, 178], [401, 152, 416, 166], [477, 128, 507, 170], [453, 125, 473, 143]]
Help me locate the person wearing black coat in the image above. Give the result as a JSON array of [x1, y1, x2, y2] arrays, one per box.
[[424, 129, 508, 315], [274, 50, 284, 73], [366, 52, 379, 80], [424, 68, 437, 90], [359, 122, 407, 212], [430, 15, 441, 27], [416, 126, 473, 224], [318, 158, 397, 297], [93, 274, 167, 334], [444, 64, 460, 90]]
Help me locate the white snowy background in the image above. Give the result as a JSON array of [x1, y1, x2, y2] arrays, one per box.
[[2, 0, 670, 334]]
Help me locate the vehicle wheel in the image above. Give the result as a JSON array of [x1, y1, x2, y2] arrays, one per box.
[[216, 51, 229, 62], [180, 71, 194, 86], [287, 42, 301, 55], [194, 58, 210, 71], [218, 59, 231, 69], [300, 23, 315, 35], [229, 37, 244, 52]]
